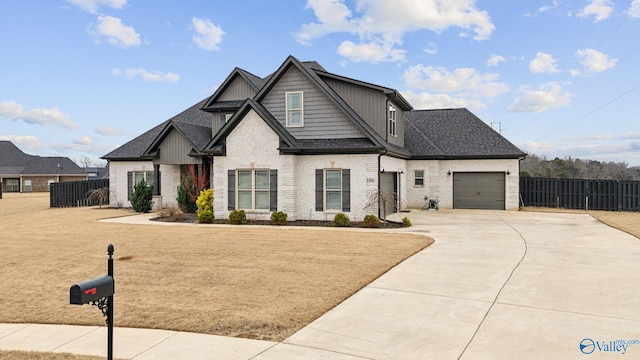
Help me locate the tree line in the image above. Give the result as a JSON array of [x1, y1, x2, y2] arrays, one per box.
[[520, 154, 640, 180]]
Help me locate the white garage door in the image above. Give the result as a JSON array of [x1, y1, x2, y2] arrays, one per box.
[[453, 172, 505, 210]]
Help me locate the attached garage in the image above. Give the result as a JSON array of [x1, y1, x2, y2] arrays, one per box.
[[453, 172, 505, 210]]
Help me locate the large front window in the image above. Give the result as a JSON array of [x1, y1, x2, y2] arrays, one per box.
[[5, 178, 19, 192], [325, 169, 342, 210], [286, 91, 303, 127], [238, 170, 270, 210], [128, 170, 155, 199]]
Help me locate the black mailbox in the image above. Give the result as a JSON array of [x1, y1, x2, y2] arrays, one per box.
[[70, 275, 114, 305]]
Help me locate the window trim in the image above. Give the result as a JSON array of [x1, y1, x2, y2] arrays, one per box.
[[127, 170, 155, 200], [324, 169, 343, 211], [414, 170, 424, 187], [286, 91, 304, 128], [388, 104, 397, 137], [236, 169, 270, 211], [5, 178, 20, 192], [24, 179, 32, 192]]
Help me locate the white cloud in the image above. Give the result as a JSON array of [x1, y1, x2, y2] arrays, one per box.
[[629, 0, 640, 18], [90, 16, 141, 48], [577, 0, 614, 22], [112, 68, 180, 82], [95, 124, 124, 136], [296, 0, 495, 63], [424, 42, 438, 55], [402, 65, 509, 98], [73, 136, 93, 145], [487, 54, 505, 67], [508, 82, 573, 113], [524, 0, 560, 17], [192, 17, 225, 51], [0, 101, 77, 129], [337, 40, 405, 63], [529, 52, 560, 74], [401, 90, 485, 111], [0, 135, 44, 151], [575, 48, 618, 73], [66, 0, 126, 14]]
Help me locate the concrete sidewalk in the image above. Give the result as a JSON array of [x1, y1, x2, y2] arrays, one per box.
[[2, 210, 640, 359]]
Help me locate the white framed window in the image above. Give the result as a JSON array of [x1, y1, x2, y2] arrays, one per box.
[[414, 170, 424, 186], [286, 91, 303, 127], [5, 179, 19, 192], [220, 112, 233, 123], [389, 104, 397, 137], [325, 169, 342, 211], [237, 169, 270, 210], [24, 180, 32, 192], [128, 171, 155, 199]]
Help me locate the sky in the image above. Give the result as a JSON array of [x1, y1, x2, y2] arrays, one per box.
[[1, 0, 639, 167]]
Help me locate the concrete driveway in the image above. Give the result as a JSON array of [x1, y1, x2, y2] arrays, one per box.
[[259, 210, 640, 359]]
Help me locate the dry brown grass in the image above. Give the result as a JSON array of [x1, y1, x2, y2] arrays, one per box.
[[0, 194, 432, 341], [0, 350, 109, 360], [522, 206, 640, 239]]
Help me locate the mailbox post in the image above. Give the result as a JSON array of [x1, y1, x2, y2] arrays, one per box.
[[70, 244, 115, 360]]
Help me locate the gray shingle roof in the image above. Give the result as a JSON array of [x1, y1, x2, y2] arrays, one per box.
[[102, 99, 211, 160], [0, 141, 85, 175], [404, 109, 526, 159]]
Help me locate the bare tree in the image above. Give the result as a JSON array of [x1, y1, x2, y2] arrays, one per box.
[[87, 187, 109, 208]]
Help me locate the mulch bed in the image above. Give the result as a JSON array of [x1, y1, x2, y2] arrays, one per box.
[[151, 213, 404, 228]]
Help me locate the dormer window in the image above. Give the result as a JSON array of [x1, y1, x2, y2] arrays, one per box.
[[286, 91, 303, 127], [389, 104, 397, 137]]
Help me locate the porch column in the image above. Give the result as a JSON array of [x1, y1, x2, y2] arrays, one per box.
[[154, 164, 161, 195]]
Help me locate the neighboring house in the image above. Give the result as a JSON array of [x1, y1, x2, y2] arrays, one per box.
[[103, 56, 526, 220], [84, 167, 109, 179], [0, 141, 87, 193]]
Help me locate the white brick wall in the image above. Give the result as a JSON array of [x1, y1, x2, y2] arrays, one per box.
[[160, 164, 180, 208], [108, 160, 155, 208], [213, 109, 380, 221]]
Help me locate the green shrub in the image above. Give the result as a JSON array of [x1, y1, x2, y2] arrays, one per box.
[[229, 209, 246, 225], [363, 214, 381, 228], [177, 183, 197, 213], [402, 217, 412, 227], [270, 211, 288, 225], [196, 189, 214, 223], [333, 213, 350, 227], [131, 179, 153, 213]]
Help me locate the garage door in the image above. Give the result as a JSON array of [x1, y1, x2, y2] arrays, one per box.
[[453, 172, 505, 210]]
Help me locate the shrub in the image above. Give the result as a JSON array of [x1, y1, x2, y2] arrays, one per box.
[[177, 183, 197, 213], [333, 213, 350, 227], [229, 209, 246, 225], [196, 189, 214, 223], [402, 217, 412, 227], [131, 179, 153, 213], [363, 214, 381, 228], [270, 211, 288, 225]]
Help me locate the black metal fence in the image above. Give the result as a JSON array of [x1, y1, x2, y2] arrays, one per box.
[[50, 179, 109, 208], [520, 177, 640, 212]]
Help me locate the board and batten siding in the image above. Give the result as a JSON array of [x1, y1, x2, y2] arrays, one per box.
[[324, 77, 405, 147], [261, 65, 364, 139], [216, 75, 258, 101], [156, 129, 200, 165]]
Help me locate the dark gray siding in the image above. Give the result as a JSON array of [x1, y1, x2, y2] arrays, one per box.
[[261, 66, 364, 139], [325, 78, 404, 147], [217, 76, 257, 101], [157, 129, 200, 165]]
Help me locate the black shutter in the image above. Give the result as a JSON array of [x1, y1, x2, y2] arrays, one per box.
[[315, 169, 323, 211], [270, 170, 278, 211], [127, 171, 132, 200], [228, 170, 235, 210], [342, 169, 350, 212]]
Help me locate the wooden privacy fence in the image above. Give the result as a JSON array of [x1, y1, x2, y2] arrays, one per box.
[[520, 177, 640, 212], [50, 179, 109, 208]]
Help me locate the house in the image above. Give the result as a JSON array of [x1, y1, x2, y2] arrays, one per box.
[[103, 56, 526, 219], [0, 141, 87, 193]]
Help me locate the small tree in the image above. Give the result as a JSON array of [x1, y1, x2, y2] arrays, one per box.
[[196, 189, 214, 223], [131, 179, 153, 213], [87, 187, 109, 208]]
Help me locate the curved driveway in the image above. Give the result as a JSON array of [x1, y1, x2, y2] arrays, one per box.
[[262, 210, 640, 359]]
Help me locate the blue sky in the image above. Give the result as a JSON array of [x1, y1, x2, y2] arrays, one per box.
[[1, 0, 639, 166]]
